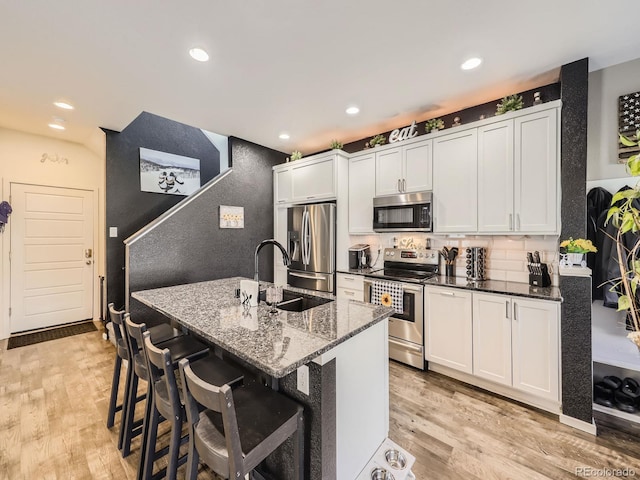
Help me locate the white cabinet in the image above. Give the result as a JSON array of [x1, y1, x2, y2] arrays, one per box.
[[375, 140, 432, 196], [514, 108, 558, 233], [511, 297, 560, 401], [477, 120, 514, 232], [336, 273, 364, 301], [477, 108, 559, 234], [425, 287, 473, 374], [275, 168, 293, 204], [472, 292, 512, 386], [432, 129, 478, 233], [274, 206, 289, 285], [291, 155, 336, 202], [349, 153, 375, 234]]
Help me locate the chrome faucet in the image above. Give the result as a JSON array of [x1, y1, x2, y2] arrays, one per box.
[[254, 239, 291, 286]]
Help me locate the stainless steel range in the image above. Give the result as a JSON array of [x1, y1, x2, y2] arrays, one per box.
[[364, 247, 439, 370]]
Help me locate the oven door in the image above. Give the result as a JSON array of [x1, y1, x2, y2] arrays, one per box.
[[364, 280, 423, 345]]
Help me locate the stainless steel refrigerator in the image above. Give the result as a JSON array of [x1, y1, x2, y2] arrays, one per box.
[[287, 203, 336, 293]]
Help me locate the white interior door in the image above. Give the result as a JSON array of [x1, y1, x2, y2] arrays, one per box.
[[10, 183, 94, 333]]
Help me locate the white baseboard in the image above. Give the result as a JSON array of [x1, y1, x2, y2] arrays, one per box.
[[559, 414, 597, 435]]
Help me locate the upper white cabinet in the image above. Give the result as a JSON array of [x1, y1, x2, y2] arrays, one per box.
[[375, 140, 432, 196], [291, 154, 336, 202], [435, 102, 560, 235], [349, 152, 375, 234], [433, 129, 478, 233], [477, 120, 514, 232], [514, 108, 558, 233], [425, 286, 473, 374], [275, 168, 293, 204]]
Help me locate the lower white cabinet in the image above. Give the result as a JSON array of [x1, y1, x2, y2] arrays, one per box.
[[428, 288, 560, 404], [425, 286, 473, 374], [336, 273, 364, 301]]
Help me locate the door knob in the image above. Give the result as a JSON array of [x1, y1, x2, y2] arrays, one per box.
[[86, 260, 93, 265]]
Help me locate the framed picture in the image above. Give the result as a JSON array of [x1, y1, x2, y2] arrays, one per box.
[[139, 147, 201, 195], [219, 205, 244, 229], [618, 91, 640, 163]]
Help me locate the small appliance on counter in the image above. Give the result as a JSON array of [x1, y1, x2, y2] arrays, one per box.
[[466, 247, 486, 281], [349, 244, 371, 270], [527, 251, 551, 287]]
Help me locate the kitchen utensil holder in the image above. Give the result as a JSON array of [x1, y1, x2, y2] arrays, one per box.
[[445, 264, 455, 277], [466, 247, 486, 281], [529, 263, 551, 287]]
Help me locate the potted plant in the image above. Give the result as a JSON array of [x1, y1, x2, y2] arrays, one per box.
[[606, 129, 640, 348], [559, 237, 597, 266], [425, 118, 444, 134], [290, 150, 302, 161], [367, 134, 386, 148], [330, 139, 343, 150], [496, 94, 524, 115]]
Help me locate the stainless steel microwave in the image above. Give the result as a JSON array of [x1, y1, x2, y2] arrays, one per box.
[[373, 191, 432, 232]]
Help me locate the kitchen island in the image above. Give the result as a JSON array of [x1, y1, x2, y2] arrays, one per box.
[[132, 277, 394, 480]]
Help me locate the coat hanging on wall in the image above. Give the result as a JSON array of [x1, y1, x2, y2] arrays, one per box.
[[0, 201, 12, 233]]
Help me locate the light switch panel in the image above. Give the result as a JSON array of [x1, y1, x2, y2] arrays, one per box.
[[109, 227, 118, 238]]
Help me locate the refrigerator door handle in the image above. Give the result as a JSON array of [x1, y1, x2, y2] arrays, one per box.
[[303, 210, 311, 265]]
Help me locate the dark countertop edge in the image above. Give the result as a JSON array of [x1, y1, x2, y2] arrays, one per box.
[[337, 270, 562, 302], [425, 276, 563, 302], [132, 291, 394, 378]]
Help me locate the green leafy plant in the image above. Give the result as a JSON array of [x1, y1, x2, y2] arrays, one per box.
[[496, 94, 524, 115], [330, 139, 343, 150], [290, 150, 302, 161], [425, 118, 444, 133], [606, 129, 640, 347], [367, 134, 386, 148]]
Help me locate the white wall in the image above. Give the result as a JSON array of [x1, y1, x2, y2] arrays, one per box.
[[587, 57, 640, 181], [0, 127, 106, 339]]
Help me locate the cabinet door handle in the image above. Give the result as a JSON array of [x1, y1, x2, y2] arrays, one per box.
[[509, 213, 513, 230], [439, 291, 455, 296], [516, 213, 521, 231], [344, 290, 355, 296], [513, 302, 518, 320], [506, 301, 510, 319], [397, 179, 401, 192], [402, 179, 406, 192], [307, 196, 315, 200]]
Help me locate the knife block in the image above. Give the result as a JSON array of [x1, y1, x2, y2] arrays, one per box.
[[529, 263, 551, 287]]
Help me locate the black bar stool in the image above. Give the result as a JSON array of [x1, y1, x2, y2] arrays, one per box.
[[142, 331, 244, 480], [179, 357, 305, 480], [106, 303, 176, 452], [124, 315, 209, 480]]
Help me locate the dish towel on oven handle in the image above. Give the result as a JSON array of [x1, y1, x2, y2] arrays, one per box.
[[371, 280, 403, 314]]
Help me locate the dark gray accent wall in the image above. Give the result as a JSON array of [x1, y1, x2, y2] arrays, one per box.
[[105, 112, 222, 309], [127, 137, 286, 323], [559, 58, 592, 423]]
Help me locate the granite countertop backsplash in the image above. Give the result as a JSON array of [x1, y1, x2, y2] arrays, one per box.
[[425, 276, 562, 302], [132, 277, 393, 378]]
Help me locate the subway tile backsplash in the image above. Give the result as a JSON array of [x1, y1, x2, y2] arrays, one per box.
[[348, 233, 560, 286]]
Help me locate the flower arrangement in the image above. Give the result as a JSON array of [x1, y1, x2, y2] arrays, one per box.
[[290, 151, 302, 161], [559, 237, 597, 254], [607, 129, 640, 347], [366, 134, 386, 148], [425, 118, 444, 133], [380, 292, 392, 307], [496, 94, 524, 115], [330, 139, 343, 150]]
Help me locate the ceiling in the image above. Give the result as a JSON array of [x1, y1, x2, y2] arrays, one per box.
[[1, 1, 639, 157]]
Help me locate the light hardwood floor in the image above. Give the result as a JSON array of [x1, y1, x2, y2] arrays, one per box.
[[1, 328, 640, 479]]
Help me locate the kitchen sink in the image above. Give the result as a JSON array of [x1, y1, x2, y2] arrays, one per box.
[[276, 290, 334, 312]]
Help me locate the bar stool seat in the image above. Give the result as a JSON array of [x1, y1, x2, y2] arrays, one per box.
[[180, 358, 304, 480]]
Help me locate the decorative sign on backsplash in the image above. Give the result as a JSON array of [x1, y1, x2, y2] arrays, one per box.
[[40, 152, 69, 165], [388, 120, 419, 143], [219, 205, 244, 229], [618, 91, 640, 163]]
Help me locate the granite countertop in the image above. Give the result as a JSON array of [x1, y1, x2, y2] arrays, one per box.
[[132, 277, 393, 378], [425, 275, 562, 302]]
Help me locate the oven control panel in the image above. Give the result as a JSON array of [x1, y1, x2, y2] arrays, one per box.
[[383, 248, 438, 264]]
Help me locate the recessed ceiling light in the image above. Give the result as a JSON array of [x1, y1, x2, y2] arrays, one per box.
[[346, 106, 360, 115], [48, 123, 65, 130], [279, 133, 290, 140], [54, 101, 74, 110], [461, 57, 482, 70], [189, 47, 209, 62]]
